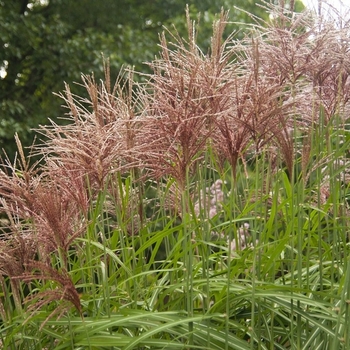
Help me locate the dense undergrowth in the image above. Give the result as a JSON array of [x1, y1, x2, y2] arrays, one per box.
[[1, 1, 350, 349]]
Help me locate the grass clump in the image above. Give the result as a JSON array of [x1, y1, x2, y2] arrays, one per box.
[[1, 1, 350, 349]]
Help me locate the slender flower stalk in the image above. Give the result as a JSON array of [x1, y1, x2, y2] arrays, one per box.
[[140, 9, 236, 190], [14, 261, 82, 330]]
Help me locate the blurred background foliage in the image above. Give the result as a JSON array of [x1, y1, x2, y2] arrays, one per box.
[[0, 0, 305, 160]]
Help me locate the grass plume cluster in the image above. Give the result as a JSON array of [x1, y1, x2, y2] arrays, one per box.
[[1, 1, 350, 349]]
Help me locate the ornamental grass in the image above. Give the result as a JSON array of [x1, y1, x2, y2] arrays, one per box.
[[1, 1, 350, 349]]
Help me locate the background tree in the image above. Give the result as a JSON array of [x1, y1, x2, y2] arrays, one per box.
[[0, 0, 304, 160]]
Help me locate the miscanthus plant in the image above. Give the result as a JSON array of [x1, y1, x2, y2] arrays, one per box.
[[1, 1, 350, 349]]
